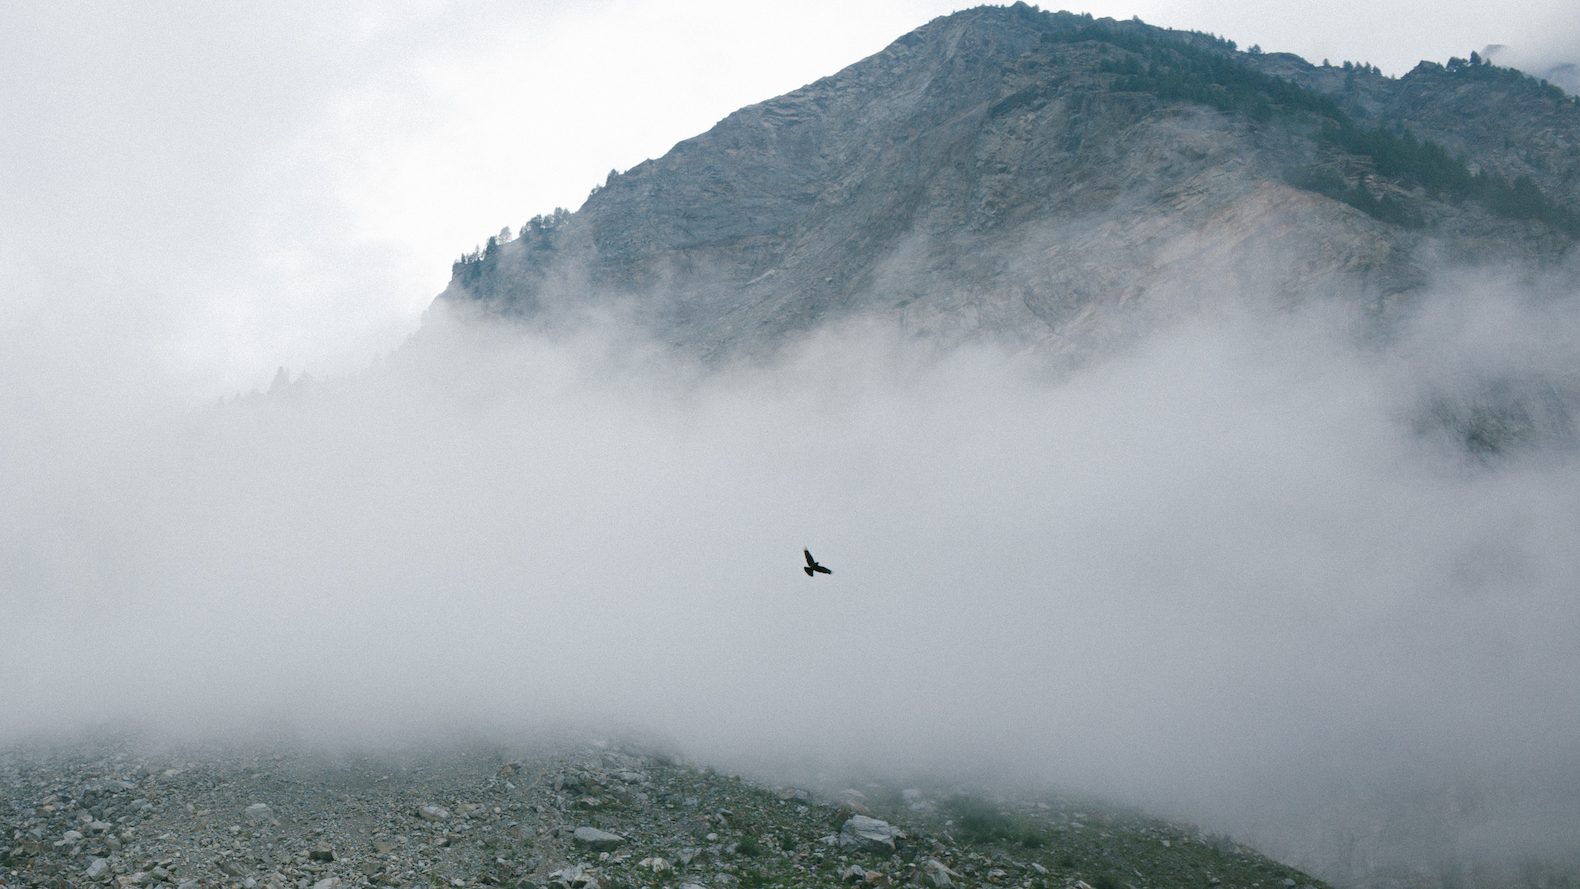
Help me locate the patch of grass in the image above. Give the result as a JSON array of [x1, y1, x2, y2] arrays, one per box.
[[949, 795, 1015, 843], [946, 796, 1049, 848], [735, 835, 762, 857]]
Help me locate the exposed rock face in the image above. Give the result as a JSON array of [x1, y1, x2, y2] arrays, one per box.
[[438, 5, 1577, 359]]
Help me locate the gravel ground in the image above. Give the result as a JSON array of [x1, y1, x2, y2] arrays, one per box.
[[2, 739, 1328, 889]]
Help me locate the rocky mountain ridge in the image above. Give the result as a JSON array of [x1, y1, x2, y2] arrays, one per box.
[[437, 4, 1579, 360]]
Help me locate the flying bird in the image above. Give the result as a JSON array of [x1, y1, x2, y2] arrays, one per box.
[[804, 549, 832, 576]]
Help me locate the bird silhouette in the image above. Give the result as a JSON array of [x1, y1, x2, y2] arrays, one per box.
[[804, 549, 832, 576]]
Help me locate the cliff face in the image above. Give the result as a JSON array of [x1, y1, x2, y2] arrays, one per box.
[[439, 4, 1579, 358]]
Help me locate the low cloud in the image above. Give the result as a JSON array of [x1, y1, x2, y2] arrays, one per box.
[[4, 280, 1580, 886]]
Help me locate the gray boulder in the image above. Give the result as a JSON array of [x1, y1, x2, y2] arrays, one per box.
[[243, 803, 273, 822], [839, 815, 903, 853], [925, 859, 962, 888], [571, 826, 624, 852]]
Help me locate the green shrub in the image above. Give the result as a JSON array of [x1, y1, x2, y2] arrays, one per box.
[[948, 796, 1015, 842]]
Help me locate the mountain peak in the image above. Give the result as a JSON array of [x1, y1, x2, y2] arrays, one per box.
[[439, 6, 1579, 359]]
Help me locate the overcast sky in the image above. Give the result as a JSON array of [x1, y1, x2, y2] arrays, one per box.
[[1, 0, 1576, 398]]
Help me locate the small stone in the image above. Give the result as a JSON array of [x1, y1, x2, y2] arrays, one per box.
[[244, 804, 274, 822], [417, 805, 450, 822], [571, 826, 623, 852], [85, 858, 110, 880], [218, 861, 246, 877], [370, 840, 392, 854], [309, 846, 335, 862], [312, 879, 339, 889], [926, 860, 961, 889], [1283, 881, 1297, 887], [63, 830, 84, 843]]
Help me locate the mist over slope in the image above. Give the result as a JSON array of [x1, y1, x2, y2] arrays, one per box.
[[6, 280, 1580, 888]]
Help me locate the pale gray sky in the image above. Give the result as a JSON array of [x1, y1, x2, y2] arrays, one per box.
[[1, 0, 1575, 396]]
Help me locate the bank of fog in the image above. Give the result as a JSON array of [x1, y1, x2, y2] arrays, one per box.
[[2, 288, 1579, 880]]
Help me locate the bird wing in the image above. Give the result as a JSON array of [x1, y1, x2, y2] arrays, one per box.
[[805, 549, 816, 567], [814, 565, 832, 574]]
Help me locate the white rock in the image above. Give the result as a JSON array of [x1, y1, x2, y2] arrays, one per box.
[[85, 858, 110, 880], [417, 805, 450, 821], [244, 803, 273, 822], [839, 815, 903, 853], [925, 859, 962, 889], [312, 879, 340, 889]]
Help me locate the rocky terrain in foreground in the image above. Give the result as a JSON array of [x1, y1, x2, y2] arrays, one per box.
[[2, 740, 1325, 889]]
